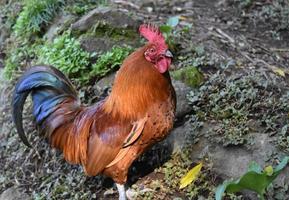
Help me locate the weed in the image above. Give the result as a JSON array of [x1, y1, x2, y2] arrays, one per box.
[[4, 40, 38, 79], [277, 125, 289, 154], [65, 0, 108, 15], [157, 151, 216, 199], [172, 66, 204, 88], [188, 71, 289, 147]]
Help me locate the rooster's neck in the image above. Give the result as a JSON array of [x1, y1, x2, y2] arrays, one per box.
[[103, 49, 172, 120]]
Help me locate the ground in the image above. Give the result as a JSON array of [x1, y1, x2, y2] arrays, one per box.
[[0, 0, 289, 199]]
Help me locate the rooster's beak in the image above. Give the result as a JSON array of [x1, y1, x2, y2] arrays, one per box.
[[165, 50, 173, 58]]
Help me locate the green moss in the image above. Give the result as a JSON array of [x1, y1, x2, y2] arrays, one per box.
[[77, 24, 138, 42], [65, 0, 108, 15], [172, 66, 204, 88], [13, 0, 64, 38]]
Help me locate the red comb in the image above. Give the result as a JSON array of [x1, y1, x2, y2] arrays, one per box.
[[139, 24, 167, 49]]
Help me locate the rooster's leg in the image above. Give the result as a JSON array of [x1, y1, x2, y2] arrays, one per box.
[[116, 183, 127, 200]]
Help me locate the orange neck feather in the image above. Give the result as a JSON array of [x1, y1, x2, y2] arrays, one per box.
[[103, 47, 172, 120]]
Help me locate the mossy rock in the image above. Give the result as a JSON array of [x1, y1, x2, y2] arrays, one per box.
[[172, 66, 204, 88]]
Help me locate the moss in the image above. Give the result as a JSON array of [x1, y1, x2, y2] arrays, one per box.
[[77, 24, 138, 42], [172, 66, 204, 88]]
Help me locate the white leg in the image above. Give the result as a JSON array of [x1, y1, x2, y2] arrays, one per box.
[[116, 183, 127, 200]]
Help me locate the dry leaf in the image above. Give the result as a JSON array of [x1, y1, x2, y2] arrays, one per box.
[[179, 162, 202, 189], [273, 67, 285, 77]]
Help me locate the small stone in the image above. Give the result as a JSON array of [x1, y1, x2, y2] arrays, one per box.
[[146, 7, 153, 12], [103, 188, 116, 197], [172, 79, 193, 119], [0, 187, 29, 200]]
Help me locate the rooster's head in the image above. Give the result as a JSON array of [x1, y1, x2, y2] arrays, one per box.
[[139, 24, 173, 73]]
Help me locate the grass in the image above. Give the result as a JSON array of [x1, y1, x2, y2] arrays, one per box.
[[13, 0, 64, 38]]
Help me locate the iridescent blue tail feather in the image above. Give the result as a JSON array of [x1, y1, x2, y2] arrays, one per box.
[[12, 65, 78, 147]]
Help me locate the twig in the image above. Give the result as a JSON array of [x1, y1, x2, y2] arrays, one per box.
[[214, 28, 235, 44], [112, 0, 140, 9], [270, 48, 289, 52]]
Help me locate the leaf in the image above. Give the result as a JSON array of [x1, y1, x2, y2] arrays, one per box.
[[273, 67, 285, 77], [215, 156, 289, 200], [167, 16, 179, 27], [179, 162, 202, 189], [159, 25, 172, 34]]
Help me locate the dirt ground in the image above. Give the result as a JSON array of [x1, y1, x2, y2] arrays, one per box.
[[0, 0, 289, 199]]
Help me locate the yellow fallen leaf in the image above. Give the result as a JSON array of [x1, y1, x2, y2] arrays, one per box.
[[273, 68, 285, 77], [179, 16, 187, 20], [180, 162, 202, 189]]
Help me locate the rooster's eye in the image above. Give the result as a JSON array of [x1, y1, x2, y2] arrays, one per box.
[[149, 48, 155, 53]]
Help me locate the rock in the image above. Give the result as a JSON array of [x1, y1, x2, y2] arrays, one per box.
[[80, 37, 136, 53], [0, 52, 4, 68], [95, 72, 115, 90], [71, 7, 142, 32], [166, 120, 192, 153], [92, 72, 115, 98], [0, 19, 9, 49], [45, 14, 77, 41], [167, 121, 289, 198], [0, 187, 29, 200], [172, 79, 193, 119], [73, 7, 142, 53]]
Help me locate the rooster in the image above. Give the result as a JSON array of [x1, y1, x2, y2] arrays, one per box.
[[12, 24, 176, 200]]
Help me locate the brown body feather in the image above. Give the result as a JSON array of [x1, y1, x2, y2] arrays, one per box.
[[40, 45, 176, 183]]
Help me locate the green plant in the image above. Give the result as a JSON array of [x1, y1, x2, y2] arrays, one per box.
[[36, 32, 91, 82], [187, 71, 289, 147], [65, 0, 108, 15], [159, 16, 180, 50], [157, 151, 215, 199], [13, 0, 64, 38], [4, 41, 38, 79], [216, 157, 289, 200], [90, 46, 132, 78], [277, 125, 289, 153], [36, 32, 133, 84], [172, 66, 204, 88]]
